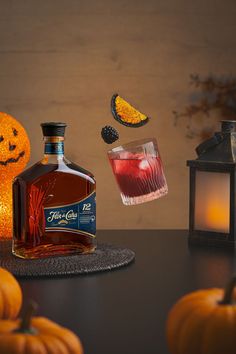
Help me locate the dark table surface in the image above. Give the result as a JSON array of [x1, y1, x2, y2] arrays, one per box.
[[19, 230, 236, 354]]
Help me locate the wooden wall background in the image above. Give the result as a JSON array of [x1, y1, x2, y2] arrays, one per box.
[[0, 0, 235, 229]]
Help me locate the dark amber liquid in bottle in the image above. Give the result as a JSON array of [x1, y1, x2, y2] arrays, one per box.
[[13, 151, 96, 259]]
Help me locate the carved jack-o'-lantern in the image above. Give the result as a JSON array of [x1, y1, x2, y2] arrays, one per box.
[[0, 112, 30, 238]]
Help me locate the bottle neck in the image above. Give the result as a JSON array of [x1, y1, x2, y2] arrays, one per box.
[[43, 136, 64, 160]]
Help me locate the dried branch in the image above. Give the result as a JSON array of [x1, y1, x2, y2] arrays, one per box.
[[174, 74, 236, 139]]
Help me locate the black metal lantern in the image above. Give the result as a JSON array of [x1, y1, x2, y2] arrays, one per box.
[[187, 120, 236, 247]]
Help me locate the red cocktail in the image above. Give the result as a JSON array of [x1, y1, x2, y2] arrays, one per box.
[[108, 138, 168, 205]]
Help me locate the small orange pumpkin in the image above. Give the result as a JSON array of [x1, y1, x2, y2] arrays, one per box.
[[0, 302, 83, 354], [166, 277, 236, 354], [0, 267, 22, 320]]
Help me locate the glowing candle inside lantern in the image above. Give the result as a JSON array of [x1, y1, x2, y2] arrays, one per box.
[[194, 171, 230, 233]]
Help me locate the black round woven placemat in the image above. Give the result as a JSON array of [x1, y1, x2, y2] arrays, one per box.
[[0, 241, 135, 278]]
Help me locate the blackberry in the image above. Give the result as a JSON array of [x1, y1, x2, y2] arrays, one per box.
[[101, 125, 119, 144]]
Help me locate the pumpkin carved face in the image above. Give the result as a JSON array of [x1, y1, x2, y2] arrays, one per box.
[[0, 112, 30, 177], [0, 112, 30, 238]]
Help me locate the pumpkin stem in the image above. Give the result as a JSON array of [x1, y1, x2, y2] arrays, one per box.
[[17, 300, 38, 334], [220, 277, 236, 305]]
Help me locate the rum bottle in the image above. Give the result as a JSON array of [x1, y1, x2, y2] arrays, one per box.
[[13, 122, 96, 259]]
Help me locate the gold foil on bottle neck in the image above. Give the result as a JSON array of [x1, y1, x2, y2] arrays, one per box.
[[44, 136, 65, 143]]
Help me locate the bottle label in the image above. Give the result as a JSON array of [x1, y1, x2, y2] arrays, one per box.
[[44, 192, 96, 237], [45, 142, 64, 155]]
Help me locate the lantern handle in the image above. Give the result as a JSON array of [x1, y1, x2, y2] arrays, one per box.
[[196, 132, 224, 157]]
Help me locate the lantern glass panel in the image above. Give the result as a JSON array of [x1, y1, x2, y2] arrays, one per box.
[[194, 170, 230, 233]]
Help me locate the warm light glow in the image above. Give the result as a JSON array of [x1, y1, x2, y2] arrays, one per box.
[[206, 201, 229, 231], [194, 171, 230, 233], [0, 184, 12, 238], [0, 112, 30, 239]]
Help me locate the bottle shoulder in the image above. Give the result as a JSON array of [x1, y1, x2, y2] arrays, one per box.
[[58, 161, 96, 184], [68, 161, 95, 180], [14, 159, 95, 185]]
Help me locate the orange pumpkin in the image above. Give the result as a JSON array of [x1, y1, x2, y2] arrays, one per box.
[[0, 112, 30, 238], [0, 267, 22, 320], [0, 302, 83, 354], [166, 277, 236, 354]]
